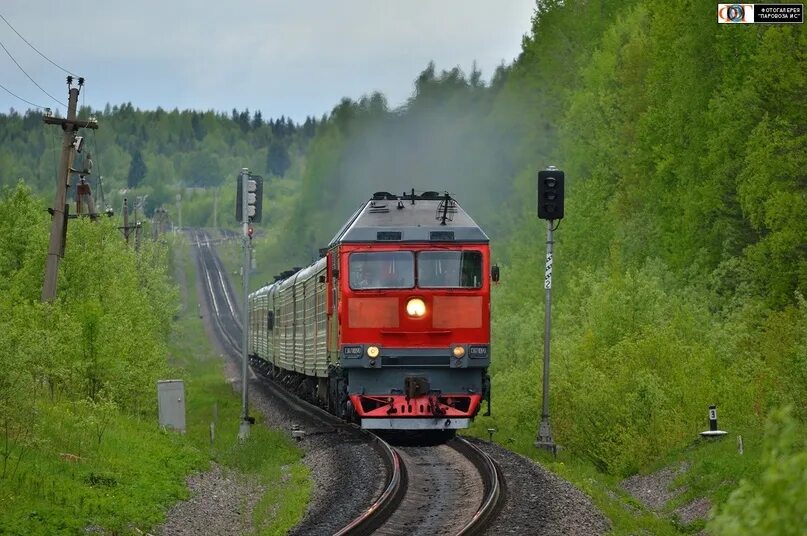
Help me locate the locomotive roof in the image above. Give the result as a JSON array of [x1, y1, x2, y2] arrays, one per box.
[[327, 191, 489, 246]]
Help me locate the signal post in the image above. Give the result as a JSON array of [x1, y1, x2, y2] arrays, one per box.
[[236, 168, 263, 440], [535, 166, 564, 455]]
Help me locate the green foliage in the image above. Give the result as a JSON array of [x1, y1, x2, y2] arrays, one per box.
[[0, 183, 194, 532], [0, 405, 205, 535], [709, 407, 807, 536], [127, 149, 147, 188], [0, 200, 309, 533], [0, 107, 316, 235], [267, 139, 291, 177]]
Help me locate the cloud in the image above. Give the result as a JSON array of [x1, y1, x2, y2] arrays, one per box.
[[1, 0, 535, 119]]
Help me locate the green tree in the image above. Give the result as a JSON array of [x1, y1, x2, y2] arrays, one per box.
[[185, 151, 223, 187], [266, 140, 291, 177], [127, 149, 147, 188]]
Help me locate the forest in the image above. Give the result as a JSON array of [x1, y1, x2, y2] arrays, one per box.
[[1, 0, 805, 533]]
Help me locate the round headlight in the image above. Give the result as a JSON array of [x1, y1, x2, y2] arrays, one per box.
[[452, 346, 466, 358], [367, 346, 380, 359], [406, 298, 426, 318]]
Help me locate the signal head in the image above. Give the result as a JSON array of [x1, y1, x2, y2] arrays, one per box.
[[537, 168, 565, 220]]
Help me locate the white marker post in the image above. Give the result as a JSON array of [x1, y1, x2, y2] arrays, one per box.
[[700, 405, 728, 439]]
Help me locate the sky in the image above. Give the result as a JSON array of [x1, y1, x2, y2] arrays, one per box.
[[0, 1, 536, 122]]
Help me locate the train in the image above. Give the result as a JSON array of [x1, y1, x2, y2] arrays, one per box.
[[247, 190, 494, 433]]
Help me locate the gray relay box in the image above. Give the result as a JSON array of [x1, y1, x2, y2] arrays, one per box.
[[157, 380, 186, 433]]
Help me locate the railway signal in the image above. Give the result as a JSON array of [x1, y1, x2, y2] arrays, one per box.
[[537, 168, 564, 220], [536, 166, 563, 456], [236, 172, 263, 223], [237, 168, 258, 440]]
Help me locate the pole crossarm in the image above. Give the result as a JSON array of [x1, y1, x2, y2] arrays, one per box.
[[43, 116, 98, 129]]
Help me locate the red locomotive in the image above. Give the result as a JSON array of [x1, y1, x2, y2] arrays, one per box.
[[248, 191, 493, 432]]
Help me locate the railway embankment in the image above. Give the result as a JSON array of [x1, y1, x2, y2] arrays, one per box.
[[153, 237, 310, 535]]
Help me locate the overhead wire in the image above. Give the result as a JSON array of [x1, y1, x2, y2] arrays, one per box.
[[0, 37, 66, 107], [0, 13, 79, 77], [0, 79, 45, 109]]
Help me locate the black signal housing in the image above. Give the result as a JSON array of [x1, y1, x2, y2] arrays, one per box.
[[537, 169, 564, 220]]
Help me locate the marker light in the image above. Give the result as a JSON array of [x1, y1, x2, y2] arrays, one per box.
[[406, 298, 426, 318], [367, 346, 380, 359], [452, 346, 466, 359]]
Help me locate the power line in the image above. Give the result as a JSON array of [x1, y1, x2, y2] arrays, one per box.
[[0, 37, 67, 107], [0, 13, 79, 77], [0, 80, 45, 109]]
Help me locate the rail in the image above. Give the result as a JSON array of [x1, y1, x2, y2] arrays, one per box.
[[453, 437, 504, 535]]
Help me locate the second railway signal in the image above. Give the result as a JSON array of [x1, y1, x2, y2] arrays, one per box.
[[236, 172, 263, 223]]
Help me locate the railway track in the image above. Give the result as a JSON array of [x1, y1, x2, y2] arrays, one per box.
[[191, 228, 504, 535], [194, 229, 242, 354]]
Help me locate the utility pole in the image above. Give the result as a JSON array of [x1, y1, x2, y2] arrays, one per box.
[[41, 77, 98, 302], [134, 195, 147, 251], [176, 193, 182, 231], [122, 197, 131, 244], [213, 187, 218, 229], [152, 208, 169, 239], [535, 166, 565, 455], [118, 197, 139, 246]]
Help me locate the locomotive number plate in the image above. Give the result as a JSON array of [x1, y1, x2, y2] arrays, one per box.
[[342, 345, 363, 358]]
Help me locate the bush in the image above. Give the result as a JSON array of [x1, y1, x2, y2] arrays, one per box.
[[709, 407, 807, 536]]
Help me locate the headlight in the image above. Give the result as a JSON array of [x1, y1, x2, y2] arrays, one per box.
[[406, 298, 426, 318], [452, 346, 465, 358], [367, 346, 380, 359]]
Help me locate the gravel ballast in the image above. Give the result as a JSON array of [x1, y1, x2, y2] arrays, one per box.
[[156, 464, 264, 536], [466, 438, 610, 536], [621, 462, 689, 511]]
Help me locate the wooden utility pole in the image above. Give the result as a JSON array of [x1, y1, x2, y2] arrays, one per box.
[[213, 187, 218, 229], [41, 77, 99, 302], [122, 197, 132, 244]]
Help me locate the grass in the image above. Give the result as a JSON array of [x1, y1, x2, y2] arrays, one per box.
[[0, 238, 310, 535], [167, 309, 311, 535], [466, 417, 766, 535], [0, 408, 204, 535], [169, 237, 311, 534]]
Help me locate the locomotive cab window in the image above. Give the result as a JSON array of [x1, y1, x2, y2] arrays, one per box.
[[417, 251, 483, 288], [349, 251, 415, 290]]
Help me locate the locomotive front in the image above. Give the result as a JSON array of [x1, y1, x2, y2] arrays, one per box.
[[328, 192, 492, 431]]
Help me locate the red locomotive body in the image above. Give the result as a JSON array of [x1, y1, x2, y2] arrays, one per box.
[[249, 191, 491, 432]]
